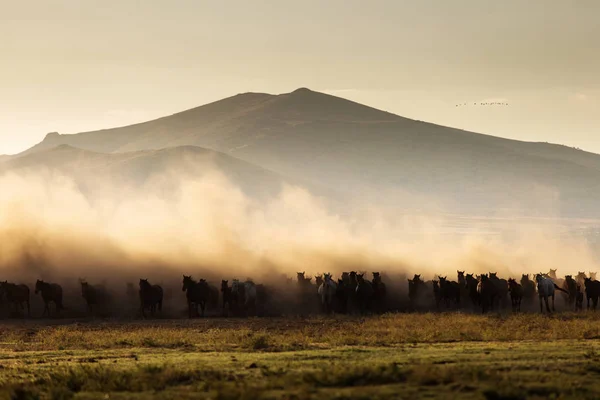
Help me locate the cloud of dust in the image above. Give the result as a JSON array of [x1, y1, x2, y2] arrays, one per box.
[[0, 161, 598, 292]]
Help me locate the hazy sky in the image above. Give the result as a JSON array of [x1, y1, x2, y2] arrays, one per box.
[[1, 0, 598, 155]]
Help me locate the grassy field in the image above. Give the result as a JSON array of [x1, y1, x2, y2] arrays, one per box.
[[1, 313, 600, 399]]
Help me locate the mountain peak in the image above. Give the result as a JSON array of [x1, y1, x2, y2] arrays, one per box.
[[291, 87, 313, 94]]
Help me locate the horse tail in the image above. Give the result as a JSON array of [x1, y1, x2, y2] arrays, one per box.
[[554, 284, 569, 294]]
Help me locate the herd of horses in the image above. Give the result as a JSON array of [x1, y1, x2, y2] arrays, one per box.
[[0, 269, 599, 318], [409, 269, 600, 313]]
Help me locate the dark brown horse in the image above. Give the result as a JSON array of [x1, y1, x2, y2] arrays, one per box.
[[584, 278, 600, 310], [139, 279, 163, 318], [438, 276, 461, 309], [182, 275, 210, 318], [477, 274, 497, 313], [0, 281, 30, 316], [562, 275, 578, 309], [465, 273, 480, 308], [507, 278, 522, 312], [35, 280, 63, 317], [355, 273, 374, 314]]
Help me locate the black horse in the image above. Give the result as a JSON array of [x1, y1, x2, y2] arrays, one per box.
[[139, 279, 163, 318], [0, 281, 30, 317], [35, 280, 63, 317], [355, 274, 374, 314], [182, 275, 210, 318]]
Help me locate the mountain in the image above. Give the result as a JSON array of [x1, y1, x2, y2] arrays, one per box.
[[1, 144, 323, 202], [16, 88, 600, 217]]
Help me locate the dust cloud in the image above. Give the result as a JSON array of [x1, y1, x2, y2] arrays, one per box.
[[0, 161, 598, 296]]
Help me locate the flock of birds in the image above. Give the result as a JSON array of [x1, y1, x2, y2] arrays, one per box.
[[455, 102, 509, 107], [0, 269, 598, 319]]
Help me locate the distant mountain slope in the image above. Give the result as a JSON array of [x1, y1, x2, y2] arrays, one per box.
[[2, 145, 323, 201], [18, 88, 600, 217]]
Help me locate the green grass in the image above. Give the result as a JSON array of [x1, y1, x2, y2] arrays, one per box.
[[2, 313, 600, 398]]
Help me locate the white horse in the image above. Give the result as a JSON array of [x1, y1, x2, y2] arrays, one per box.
[[535, 273, 568, 313], [318, 273, 337, 313]]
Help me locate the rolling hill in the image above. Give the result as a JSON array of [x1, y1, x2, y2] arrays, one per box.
[[9, 88, 600, 217]]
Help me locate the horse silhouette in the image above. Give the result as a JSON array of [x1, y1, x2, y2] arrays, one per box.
[[372, 272, 387, 313], [584, 278, 600, 310], [507, 278, 522, 312], [465, 273, 480, 308], [80, 280, 109, 315], [182, 275, 210, 318], [0, 281, 30, 317], [35, 280, 63, 317], [355, 273, 373, 314], [438, 276, 461, 309], [139, 279, 163, 318]]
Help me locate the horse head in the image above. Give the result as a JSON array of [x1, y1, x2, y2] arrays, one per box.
[[35, 279, 44, 294], [489, 272, 497, 279], [182, 275, 193, 292]]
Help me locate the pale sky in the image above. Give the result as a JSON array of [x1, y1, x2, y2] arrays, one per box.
[[1, 0, 599, 155]]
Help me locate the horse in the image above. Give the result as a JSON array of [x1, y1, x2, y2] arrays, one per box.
[[182, 275, 210, 318], [345, 272, 359, 314], [372, 272, 387, 313], [562, 275, 578, 309], [535, 273, 568, 313], [139, 279, 163, 318], [584, 278, 600, 310], [507, 278, 522, 312], [0, 281, 30, 317], [465, 273, 480, 308], [576, 271, 587, 288], [318, 273, 337, 313], [355, 273, 374, 314], [232, 279, 257, 316], [520, 274, 537, 304], [489, 272, 508, 309], [35, 280, 63, 317], [590, 272, 597, 281], [477, 274, 497, 313], [438, 276, 461, 309], [80, 280, 109, 315], [221, 280, 233, 316]]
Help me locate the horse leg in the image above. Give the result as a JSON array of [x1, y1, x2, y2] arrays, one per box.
[[201, 301, 206, 317], [551, 294, 555, 312], [539, 296, 543, 313], [545, 296, 551, 313]]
